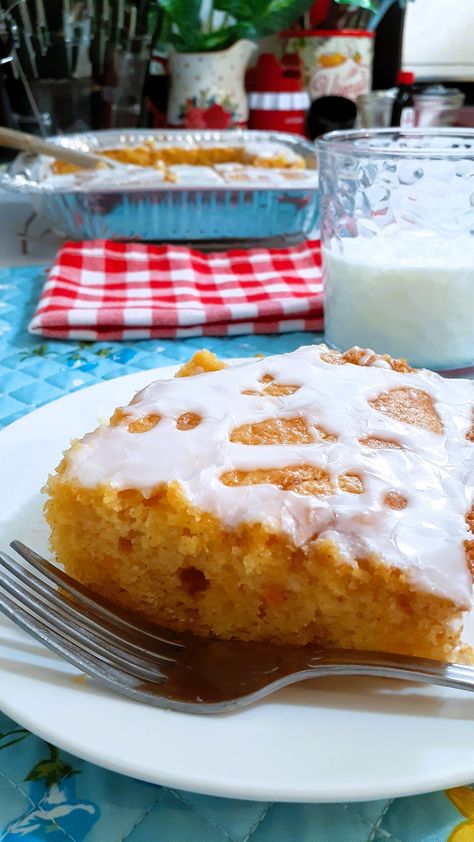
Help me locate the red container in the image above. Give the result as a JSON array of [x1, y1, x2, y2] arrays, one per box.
[[248, 90, 310, 134], [247, 54, 310, 135]]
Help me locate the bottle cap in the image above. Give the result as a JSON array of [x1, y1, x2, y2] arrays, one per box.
[[306, 95, 357, 140], [397, 70, 415, 86]]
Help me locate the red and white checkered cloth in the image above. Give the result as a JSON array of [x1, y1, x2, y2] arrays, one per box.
[[29, 239, 324, 340]]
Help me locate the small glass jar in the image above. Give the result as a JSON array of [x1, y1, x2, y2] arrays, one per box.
[[414, 87, 465, 129], [318, 129, 474, 371]]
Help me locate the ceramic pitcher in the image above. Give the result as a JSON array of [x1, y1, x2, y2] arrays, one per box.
[[166, 40, 255, 129]]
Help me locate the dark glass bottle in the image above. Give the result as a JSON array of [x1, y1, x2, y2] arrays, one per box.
[[391, 70, 415, 127], [372, 1, 406, 90]]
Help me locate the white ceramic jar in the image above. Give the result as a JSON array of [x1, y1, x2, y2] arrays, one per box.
[[167, 40, 255, 129]]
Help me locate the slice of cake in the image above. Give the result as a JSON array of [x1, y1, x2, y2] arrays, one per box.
[[45, 345, 474, 662]]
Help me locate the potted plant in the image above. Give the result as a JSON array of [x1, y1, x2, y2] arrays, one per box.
[[160, 0, 315, 128]]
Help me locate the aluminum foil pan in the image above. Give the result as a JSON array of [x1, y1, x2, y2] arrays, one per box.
[[1, 129, 319, 242]]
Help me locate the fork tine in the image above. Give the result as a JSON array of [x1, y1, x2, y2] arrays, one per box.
[[0, 582, 262, 713], [0, 560, 174, 684], [0, 584, 214, 712], [10, 541, 184, 649], [0, 551, 176, 665]]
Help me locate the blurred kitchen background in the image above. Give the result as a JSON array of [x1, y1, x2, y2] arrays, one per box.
[[0, 0, 473, 157]]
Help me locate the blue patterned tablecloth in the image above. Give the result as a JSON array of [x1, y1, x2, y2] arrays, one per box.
[[0, 264, 473, 842]]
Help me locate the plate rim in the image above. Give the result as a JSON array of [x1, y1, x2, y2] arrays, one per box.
[[1, 360, 474, 803], [2, 670, 474, 804]]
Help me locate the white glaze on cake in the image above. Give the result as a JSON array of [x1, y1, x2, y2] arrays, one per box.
[[38, 141, 306, 190], [64, 345, 474, 608]]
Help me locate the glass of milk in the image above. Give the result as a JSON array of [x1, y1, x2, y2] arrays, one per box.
[[318, 129, 474, 370]]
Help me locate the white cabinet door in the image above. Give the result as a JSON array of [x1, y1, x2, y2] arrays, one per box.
[[403, 0, 474, 81]]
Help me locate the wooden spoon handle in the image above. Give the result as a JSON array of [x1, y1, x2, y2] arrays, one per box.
[[0, 127, 108, 170]]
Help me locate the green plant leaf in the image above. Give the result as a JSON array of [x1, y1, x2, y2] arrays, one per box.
[[160, 0, 203, 50], [0, 728, 29, 751], [0, 727, 29, 740], [193, 25, 242, 50], [213, 0, 253, 18], [215, 0, 314, 39], [0, 737, 30, 750], [25, 744, 81, 788], [161, 0, 314, 51]]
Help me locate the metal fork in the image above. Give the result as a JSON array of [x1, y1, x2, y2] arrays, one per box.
[[1, 541, 474, 714]]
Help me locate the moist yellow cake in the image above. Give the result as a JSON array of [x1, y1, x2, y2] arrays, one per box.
[[45, 345, 474, 662], [52, 141, 306, 175]]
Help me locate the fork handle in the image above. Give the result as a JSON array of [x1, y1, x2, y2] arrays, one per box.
[[0, 127, 107, 170], [305, 649, 474, 693]]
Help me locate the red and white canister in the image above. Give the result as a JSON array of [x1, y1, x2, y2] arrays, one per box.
[[247, 53, 310, 135], [281, 29, 375, 103]]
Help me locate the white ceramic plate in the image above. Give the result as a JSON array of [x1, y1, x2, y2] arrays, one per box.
[[1, 362, 474, 803]]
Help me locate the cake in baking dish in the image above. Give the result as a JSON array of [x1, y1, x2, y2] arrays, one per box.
[[45, 345, 474, 662], [51, 141, 306, 176]]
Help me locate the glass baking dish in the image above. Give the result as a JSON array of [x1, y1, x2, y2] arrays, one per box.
[[1, 129, 319, 242]]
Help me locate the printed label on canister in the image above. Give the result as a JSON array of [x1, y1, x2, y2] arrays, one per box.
[[286, 32, 374, 103]]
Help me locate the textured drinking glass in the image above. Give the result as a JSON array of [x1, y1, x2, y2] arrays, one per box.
[[318, 129, 474, 370]]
